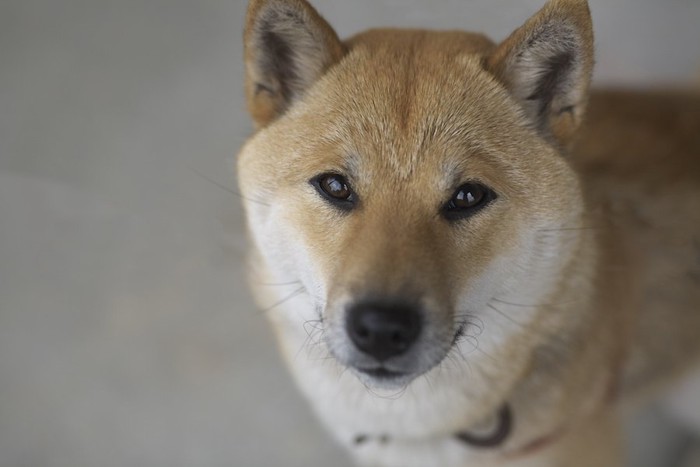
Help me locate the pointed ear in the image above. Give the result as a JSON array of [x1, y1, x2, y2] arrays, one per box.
[[244, 0, 345, 128], [486, 0, 594, 149]]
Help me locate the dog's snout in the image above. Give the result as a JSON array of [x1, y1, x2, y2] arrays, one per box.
[[346, 301, 422, 361]]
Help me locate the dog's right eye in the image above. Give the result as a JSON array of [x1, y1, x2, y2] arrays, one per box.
[[310, 173, 356, 211]]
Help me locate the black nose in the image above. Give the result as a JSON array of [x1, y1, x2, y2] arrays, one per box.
[[346, 301, 422, 361]]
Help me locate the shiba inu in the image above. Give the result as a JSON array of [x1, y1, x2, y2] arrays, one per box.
[[236, 0, 700, 465]]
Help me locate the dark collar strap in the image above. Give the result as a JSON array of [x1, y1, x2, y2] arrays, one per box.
[[455, 404, 512, 448]]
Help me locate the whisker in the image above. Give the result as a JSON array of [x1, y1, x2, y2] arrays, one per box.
[[295, 328, 321, 361], [491, 297, 539, 308], [360, 380, 409, 401], [486, 303, 527, 328], [460, 334, 481, 355], [312, 354, 337, 362], [451, 340, 469, 362], [492, 297, 584, 309], [443, 352, 462, 373], [536, 226, 601, 233], [188, 165, 271, 207], [337, 365, 351, 382], [308, 328, 327, 349], [294, 318, 328, 362], [302, 319, 324, 336], [257, 280, 304, 287], [453, 313, 485, 335], [474, 346, 497, 361], [421, 372, 435, 393], [447, 343, 474, 377], [305, 346, 334, 363], [259, 286, 306, 313]]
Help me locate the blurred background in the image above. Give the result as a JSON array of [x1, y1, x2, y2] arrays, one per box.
[[0, 1, 698, 466]]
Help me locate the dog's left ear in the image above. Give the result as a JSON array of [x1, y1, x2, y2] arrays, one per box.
[[244, 0, 346, 128], [487, 0, 594, 149]]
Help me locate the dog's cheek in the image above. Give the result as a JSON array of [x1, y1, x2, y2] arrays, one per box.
[[448, 211, 562, 354], [269, 194, 353, 304]]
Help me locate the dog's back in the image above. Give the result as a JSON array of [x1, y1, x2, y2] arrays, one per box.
[[574, 91, 700, 401]]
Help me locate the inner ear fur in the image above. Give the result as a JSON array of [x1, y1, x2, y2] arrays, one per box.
[[487, 0, 594, 149], [244, 0, 346, 128]]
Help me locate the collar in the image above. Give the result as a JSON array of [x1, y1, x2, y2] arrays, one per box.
[[454, 403, 565, 457], [454, 404, 513, 448]]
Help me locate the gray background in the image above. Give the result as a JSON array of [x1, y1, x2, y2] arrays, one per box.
[[1, 1, 699, 466]]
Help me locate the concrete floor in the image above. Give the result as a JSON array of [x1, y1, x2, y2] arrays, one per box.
[[0, 1, 698, 466]]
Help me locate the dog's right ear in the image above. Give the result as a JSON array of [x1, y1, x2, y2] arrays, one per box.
[[244, 0, 345, 128]]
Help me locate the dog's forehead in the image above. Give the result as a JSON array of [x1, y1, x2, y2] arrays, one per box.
[[304, 30, 527, 185]]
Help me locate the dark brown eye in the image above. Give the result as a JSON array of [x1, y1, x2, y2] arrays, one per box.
[[443, 182, 495, 221], [310, 173, 356, 210]]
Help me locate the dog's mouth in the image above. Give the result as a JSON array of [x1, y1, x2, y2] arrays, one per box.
[[355, 366, 408, 380], [350, 324, 467, 385]]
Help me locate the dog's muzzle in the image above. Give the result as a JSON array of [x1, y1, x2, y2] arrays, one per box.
[[344, 300, 422, 378]]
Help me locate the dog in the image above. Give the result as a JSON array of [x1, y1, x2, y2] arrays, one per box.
[[237, 0, 700, 465]]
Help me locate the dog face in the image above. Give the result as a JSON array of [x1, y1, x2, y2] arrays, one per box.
[[239, 0, 594, 390]]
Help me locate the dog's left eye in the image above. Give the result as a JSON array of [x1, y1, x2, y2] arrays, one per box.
[[442, 182, 496, 221], [310, 173, 356, 210]]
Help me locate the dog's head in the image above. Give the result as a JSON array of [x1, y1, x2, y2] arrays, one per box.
[[239, 0, 594, 390]]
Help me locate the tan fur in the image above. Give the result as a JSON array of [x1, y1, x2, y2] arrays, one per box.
[[238, 0, 700, 466], [575, 90, 700, 402]]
